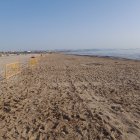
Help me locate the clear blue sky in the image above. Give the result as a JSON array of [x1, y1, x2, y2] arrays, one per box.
[[0, 0, 140, 51]]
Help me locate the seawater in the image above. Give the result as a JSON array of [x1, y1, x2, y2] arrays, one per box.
[[65, 49, 140, 60]]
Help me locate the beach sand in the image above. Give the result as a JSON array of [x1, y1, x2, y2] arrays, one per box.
[[0, 53, 140, 140]]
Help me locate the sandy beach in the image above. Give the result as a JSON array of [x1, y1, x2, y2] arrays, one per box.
[[0, 53, 140, 140]]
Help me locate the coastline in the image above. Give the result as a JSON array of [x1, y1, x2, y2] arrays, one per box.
[[64, 53, 140, 62]]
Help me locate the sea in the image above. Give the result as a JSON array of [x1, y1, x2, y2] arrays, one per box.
[[64, 48, 140, 60]]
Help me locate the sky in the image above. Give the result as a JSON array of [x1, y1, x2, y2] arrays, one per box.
[[0, 0, 140, 51]]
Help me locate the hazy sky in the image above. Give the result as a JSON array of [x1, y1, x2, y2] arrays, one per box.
[[0, 0, 140, 51]]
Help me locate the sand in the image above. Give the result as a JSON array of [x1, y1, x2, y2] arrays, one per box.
[[0, 53, 140, 140]]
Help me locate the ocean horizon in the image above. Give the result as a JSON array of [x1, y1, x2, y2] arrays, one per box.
[[64, 48, 140, 60]]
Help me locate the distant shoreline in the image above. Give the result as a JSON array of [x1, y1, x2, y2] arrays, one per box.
[[64, 53, 140, 62]]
